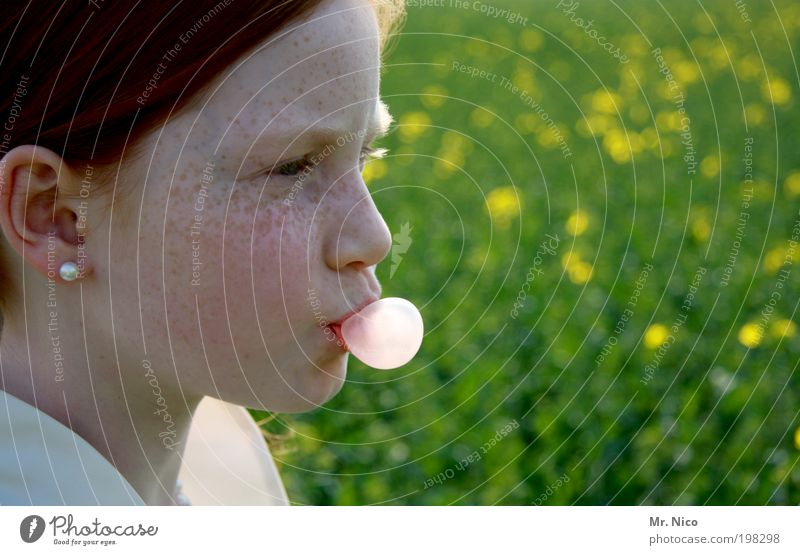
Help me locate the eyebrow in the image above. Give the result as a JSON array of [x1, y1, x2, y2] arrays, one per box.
[[257, 99, 393, 154]]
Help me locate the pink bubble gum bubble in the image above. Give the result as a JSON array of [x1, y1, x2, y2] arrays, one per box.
[[340, 297, 424, 370]]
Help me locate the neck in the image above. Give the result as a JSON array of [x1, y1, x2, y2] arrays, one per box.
[[0, 304, 201, 506]]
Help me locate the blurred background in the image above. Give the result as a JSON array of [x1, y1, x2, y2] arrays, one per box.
[[252, 0, 800, 504]]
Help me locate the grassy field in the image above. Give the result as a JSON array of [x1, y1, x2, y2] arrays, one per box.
[[253, 0, 800, 505]]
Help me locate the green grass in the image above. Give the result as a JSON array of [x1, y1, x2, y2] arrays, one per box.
[[254, 0, 800, 505]]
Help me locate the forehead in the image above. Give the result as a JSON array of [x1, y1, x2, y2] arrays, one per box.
[[202, 0, 383, 143]]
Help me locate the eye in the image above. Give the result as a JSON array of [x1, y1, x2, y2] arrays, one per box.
[[274, 155, 314, 177], [269, 144, 388, 178]]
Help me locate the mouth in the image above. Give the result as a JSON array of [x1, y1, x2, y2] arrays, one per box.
[[323, 296, 380, 352], [328, 323, 348, 351]]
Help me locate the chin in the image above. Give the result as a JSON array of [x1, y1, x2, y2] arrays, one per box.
[[267, 355, 349, 414]]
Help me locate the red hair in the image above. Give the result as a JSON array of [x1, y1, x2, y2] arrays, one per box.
[[0, 1, 330, 167]]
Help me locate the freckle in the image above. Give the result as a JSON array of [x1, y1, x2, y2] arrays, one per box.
[[180, 173, 187, 180], [293, 40, 298, 47]]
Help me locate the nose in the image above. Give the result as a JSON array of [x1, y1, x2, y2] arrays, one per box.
[[323, 170, 392, 272]]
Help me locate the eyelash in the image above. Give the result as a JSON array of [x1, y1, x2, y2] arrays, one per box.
[[270, 144, 387, 177]]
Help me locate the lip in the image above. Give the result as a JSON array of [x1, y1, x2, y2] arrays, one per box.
[[330, 297, 380, 327], [324, 296, 380, 351], [329, 323, 348, 351]]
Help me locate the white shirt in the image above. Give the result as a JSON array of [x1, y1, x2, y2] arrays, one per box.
[[0, 391, 289, 505]]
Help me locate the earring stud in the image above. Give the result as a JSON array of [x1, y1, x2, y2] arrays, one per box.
[[59, 261, 80, 281]]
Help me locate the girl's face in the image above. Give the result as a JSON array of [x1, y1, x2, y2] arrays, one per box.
[[97, 0, 393, 412]]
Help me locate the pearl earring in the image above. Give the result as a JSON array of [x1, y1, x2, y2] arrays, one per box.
[[59, 261, 80, 281]]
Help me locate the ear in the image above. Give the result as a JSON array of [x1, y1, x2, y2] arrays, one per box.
[[0, 145, 93, 282]]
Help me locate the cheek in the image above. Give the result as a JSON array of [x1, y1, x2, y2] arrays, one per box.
[[167, 178, 320, 338], [245, 193, 320, 325]]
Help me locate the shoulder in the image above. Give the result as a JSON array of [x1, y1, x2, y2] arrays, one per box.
[[0, 390, 145, 505], [178, 396, 290, 505]]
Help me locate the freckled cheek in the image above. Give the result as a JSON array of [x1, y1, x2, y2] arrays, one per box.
[[247, 206, 317, 315]]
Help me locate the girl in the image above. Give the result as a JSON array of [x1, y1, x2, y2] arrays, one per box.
[[0, 0, 405, 505]]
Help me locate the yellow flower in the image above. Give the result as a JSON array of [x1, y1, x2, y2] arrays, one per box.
[[656, 111, 682, 132], [466, 247, 485, 273], [603, 129, 634, 164], [433, 148, 464, 178], [795, 427, 800, 450], [576, 114, 616, 138], [784, 171, 800, 197], [657, 80, 678, 101], [441, 130, 473, 153], [520, 29, 544, 52], [761, 77, 791, 105], [674, 60, 700, 85], [398, 112, 431, 143], [561, 252, 593, 284], [640, 127, 660, 150], [512, 69, 536, 94], [644, 324, 670, 349], [420, 85, 447, 109], [690, 205, 711, 241], [361, 158, 386, 184], [566, 209, 589, 236], [700, 155, 720, 178], [537, 126, 566, 149], [433, 131, 472, 178], [707, 43, 730, 70], [628, 132, 644, 153], [738, 323, 763, 348], [744, 103, 767, 127], [433, 161, 455, 180], [516, 113, 542, 135], [693, 12, 714, 34], [470, 107, 494, 129], [590, 90, 622, 114], [617, 65, 640, 96], [737, 55, 762, 81], [771, 319, 797, 339], [763, 247, 786, 274], [485, 186, 521, 229], [691, 218, 711, 242], [466, 40, 490, 58], [568, 262, 593, 284]]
